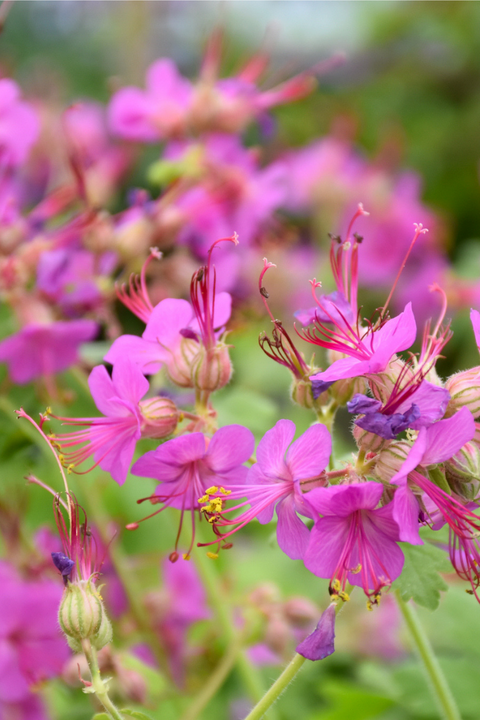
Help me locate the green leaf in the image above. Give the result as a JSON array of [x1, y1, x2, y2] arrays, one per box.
[[392, 542, 451, 610], [120, 710, 154, 720], [307, 680, 395, 720], [91, 714, 110, 720]]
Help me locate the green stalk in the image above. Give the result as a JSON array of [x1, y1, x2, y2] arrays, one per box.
[[82, 639, 125, 720], [395, 590, 461, 720], [242, 587, 353, 720]]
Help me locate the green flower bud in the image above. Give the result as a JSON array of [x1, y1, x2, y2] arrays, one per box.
[[373, 440, 411, 482], [59, 579, 112, 652], [191, 342, 232, 392]]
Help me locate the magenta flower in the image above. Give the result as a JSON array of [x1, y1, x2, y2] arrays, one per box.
[[0, 319, 98, 385], [130, 425, 255, 557], [0, 562, 69, 707], [201, 420, 331, 560], [0, 79, 39, 168], [51, 358, 178, 485], [108, 59, 192, 142], [304, 483, 404, 605], [389, 408, 480, 600]]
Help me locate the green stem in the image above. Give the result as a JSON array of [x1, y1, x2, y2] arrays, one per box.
[[179, 635, 241, 720], [395, 590, 461, 720], [193, 543, 278, 718], [82, 639, 125, 720], [242, 587, 353, 720]]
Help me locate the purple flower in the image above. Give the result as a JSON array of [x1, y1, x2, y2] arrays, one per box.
[[304, 483, 404, 605], [202, 420, 331, 560], [131, 425, 255, 557], [0, 319, 98, 384], [0, 79, 39, 168], [296, 603, 336, 661], [0, 562, 69, 707], [52, 358, 178, 485], [108, 59, 192, 142]]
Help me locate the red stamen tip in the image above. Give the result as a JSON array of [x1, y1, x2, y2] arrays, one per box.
[[169, 551, 179, 563], [125, 523, 139, 531]]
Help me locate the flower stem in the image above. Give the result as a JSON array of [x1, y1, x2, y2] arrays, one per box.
[[242, 587, 353, 720], [82, 639, 125, 720], [395, 590, 461, 720]]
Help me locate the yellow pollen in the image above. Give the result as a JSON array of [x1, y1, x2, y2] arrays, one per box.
[[198, 494, 209, 504], [207, 517, 215, 524], [67, 464, 75, 474], [350, 564, 362, 574], [206, 552, 219, 559], [339, 591, 350, 602], [45, 407, 52, 415], [331, 579, 341, 593], [218, 487, 231, 495], [182, 554, 190, 561], [205, 486, 218, 496]]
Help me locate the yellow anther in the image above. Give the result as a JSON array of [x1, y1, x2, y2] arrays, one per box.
[[206, 552, 219, 559], [218, 487, 231, 495], [45, 407, 52, 415], [58, 454, 65, 463], [67, 464, 75, 475], [182, 553, 190, 561], [366, 601, 374, 611], [205, 486, 218, 496], [331, 579, 341, 593], [350, 564, 362, 574], [339, 591, 350, 602], [330, 593, 339, 602], [207, 516, 215, 523], [198, 494, 209, 504]]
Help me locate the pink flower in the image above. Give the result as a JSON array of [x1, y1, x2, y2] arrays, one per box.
[[0, 79, 39, 168], [304, 483, 404, 605], [51, 358, 178, 485], [0, 319, 98, 384], [201, 420, 331, 560], [108, 59, 192, 142], [130, 425, 254, 558], [0, 562, 69, 707]]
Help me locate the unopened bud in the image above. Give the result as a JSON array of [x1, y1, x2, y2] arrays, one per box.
[[330, 376, 366, 407], [59, 579, 112, 652], [353, 424, 390, 454], [191, 343, 232, 392], [369, 358, 414, 405], [445, 368, 480, 418], [374, 441, 411, 482], [290, 376, 328, 410], [445, 442, 480, 500], [264, 616, 291, 655], [139, 397, 179, 439], [165, 337, 198, 388]]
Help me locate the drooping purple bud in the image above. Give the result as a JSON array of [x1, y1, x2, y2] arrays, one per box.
[[355, 404, 420, 440], [180, 327, 200, 342], [51, 552, 75, 585], [296, 603, 336, 661], [311, 377, 334, 399], [347, 394, 382, 415]]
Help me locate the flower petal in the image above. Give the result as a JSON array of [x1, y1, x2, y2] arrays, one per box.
[[104, 335, 165, 375], [143, 298, 193, 349], [205, 425, 255, 473], [304, 516, 350, 578], [285, 423, 331, 481], [422, 406, 475, 466], [256, 419, 296, 479], [306, 483, 384, 518], [111, 357, 150, 406], [296, 604, 336, 661], [392, 483, 423, 545], [276, 495, 311, 560]]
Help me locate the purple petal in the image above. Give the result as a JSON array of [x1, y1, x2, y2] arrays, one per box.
[[0, 640, 29, 701], [94, 421, 140, 485], [392, 483, 423, 545], [296, 604, 336, 661], [132, 433, 206, 481], [422, 406, 475, 466], [104, 334, 165, 375], [354, 405, 420, 440], [276, 495, 311, 560], [294, 306, 319, 327], [390, 429, 428, 486], [205, 425, 255, 473], [371, 303, 417, 368], [396, 381, 450, 429], [256, 419, 296, 479], [347, 394, 382, 415], [304, 516, 350, 578], [285, 423, 331, 481], [311, 377, 334, 399]]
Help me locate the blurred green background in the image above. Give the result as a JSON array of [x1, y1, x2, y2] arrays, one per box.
[[3, 2, 480, 719]]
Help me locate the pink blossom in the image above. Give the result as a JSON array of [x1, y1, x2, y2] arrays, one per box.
[[0, 319, 98, 384], [0, 79, 39, 168], [201, 420, 331, 560], [304, 483, 404, 604]]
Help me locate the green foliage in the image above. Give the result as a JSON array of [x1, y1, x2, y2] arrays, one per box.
[[120, 711, 155, 720], [307, 680, 395, 720], [392, 542, 451, 610], [91, 714, 110, 720]]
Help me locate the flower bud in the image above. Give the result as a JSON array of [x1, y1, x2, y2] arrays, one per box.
[[330, 376, 366, 407], [139, 397, 179, 439], [264, 615, 291, 655], [59, 579, 112, 652], [445, 442, 480, 500], [190, 343, 232, 392], [374, 441, 411, 482], [283, 597, 318, 627], [290, 376, 328, 410], [353, 424, 390, 454], [165, 337, 198, 388], [369, 358, 414, 405], [445, 368, 480, 418]]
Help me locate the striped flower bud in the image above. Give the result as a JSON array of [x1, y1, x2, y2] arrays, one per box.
[[290, 376, 328, 410], [191, 342, 232, 392], [445, 442, 480, 500], [374, 440, 412, 482], [165, 336, 198, 388], [139, 396, 179, 439], [352, 423, 390, 454], [330, 376, 367, 407], [59, 579, 112, 652], [445, 367, 480, 418]]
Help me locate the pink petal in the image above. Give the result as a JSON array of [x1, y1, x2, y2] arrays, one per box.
[[392, 483, 422, 545], [305, 483, 384, 518], [205, 425, 254, 473], [304, 516, 351, 578], [132, 433, 206, 481], [0, 639, 29, 702], [94, 421, 141, 485], [88, 365, 117, 416], [143, 298, 193, 348], [111, 357, 149, 406], [108, 87, 159, 141], [396, 381, 450, 429], [285, 423, 331, 481], [276, 495, 311, 560], [390, 429, 428, 486], [471, 309, 480, 351], [256, 419, 296, 479], [371, 303, 417, 368], [347, 513, 405, 588], [104, 335, 165, 375], [422, 406, 475, 466]]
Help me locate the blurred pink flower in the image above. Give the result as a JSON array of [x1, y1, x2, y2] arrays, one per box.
[[0, 79, 39, 169]]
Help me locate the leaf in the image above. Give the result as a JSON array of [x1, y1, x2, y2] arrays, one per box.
[[307, 680, 395, 720], [91, 714, 110, 720], [392, 541, 451, 610], [120, 710, 155, 720]]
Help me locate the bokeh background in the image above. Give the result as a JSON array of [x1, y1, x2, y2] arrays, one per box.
[[3, 3, 480, 719]]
